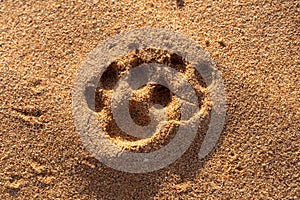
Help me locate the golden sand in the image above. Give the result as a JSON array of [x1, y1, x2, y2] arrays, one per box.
[[0, 0, 299, 199]]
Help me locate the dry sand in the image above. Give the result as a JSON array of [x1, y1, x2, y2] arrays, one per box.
[[0, 0, 299, 199]]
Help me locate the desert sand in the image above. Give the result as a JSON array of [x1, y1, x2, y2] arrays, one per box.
[[0, 0, 299, 199]]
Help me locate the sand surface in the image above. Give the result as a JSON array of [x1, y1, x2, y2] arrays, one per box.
[[0, 0, 299, 199]]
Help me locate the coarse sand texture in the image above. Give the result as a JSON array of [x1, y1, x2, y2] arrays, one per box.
[[0, 0, 299, 199]]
